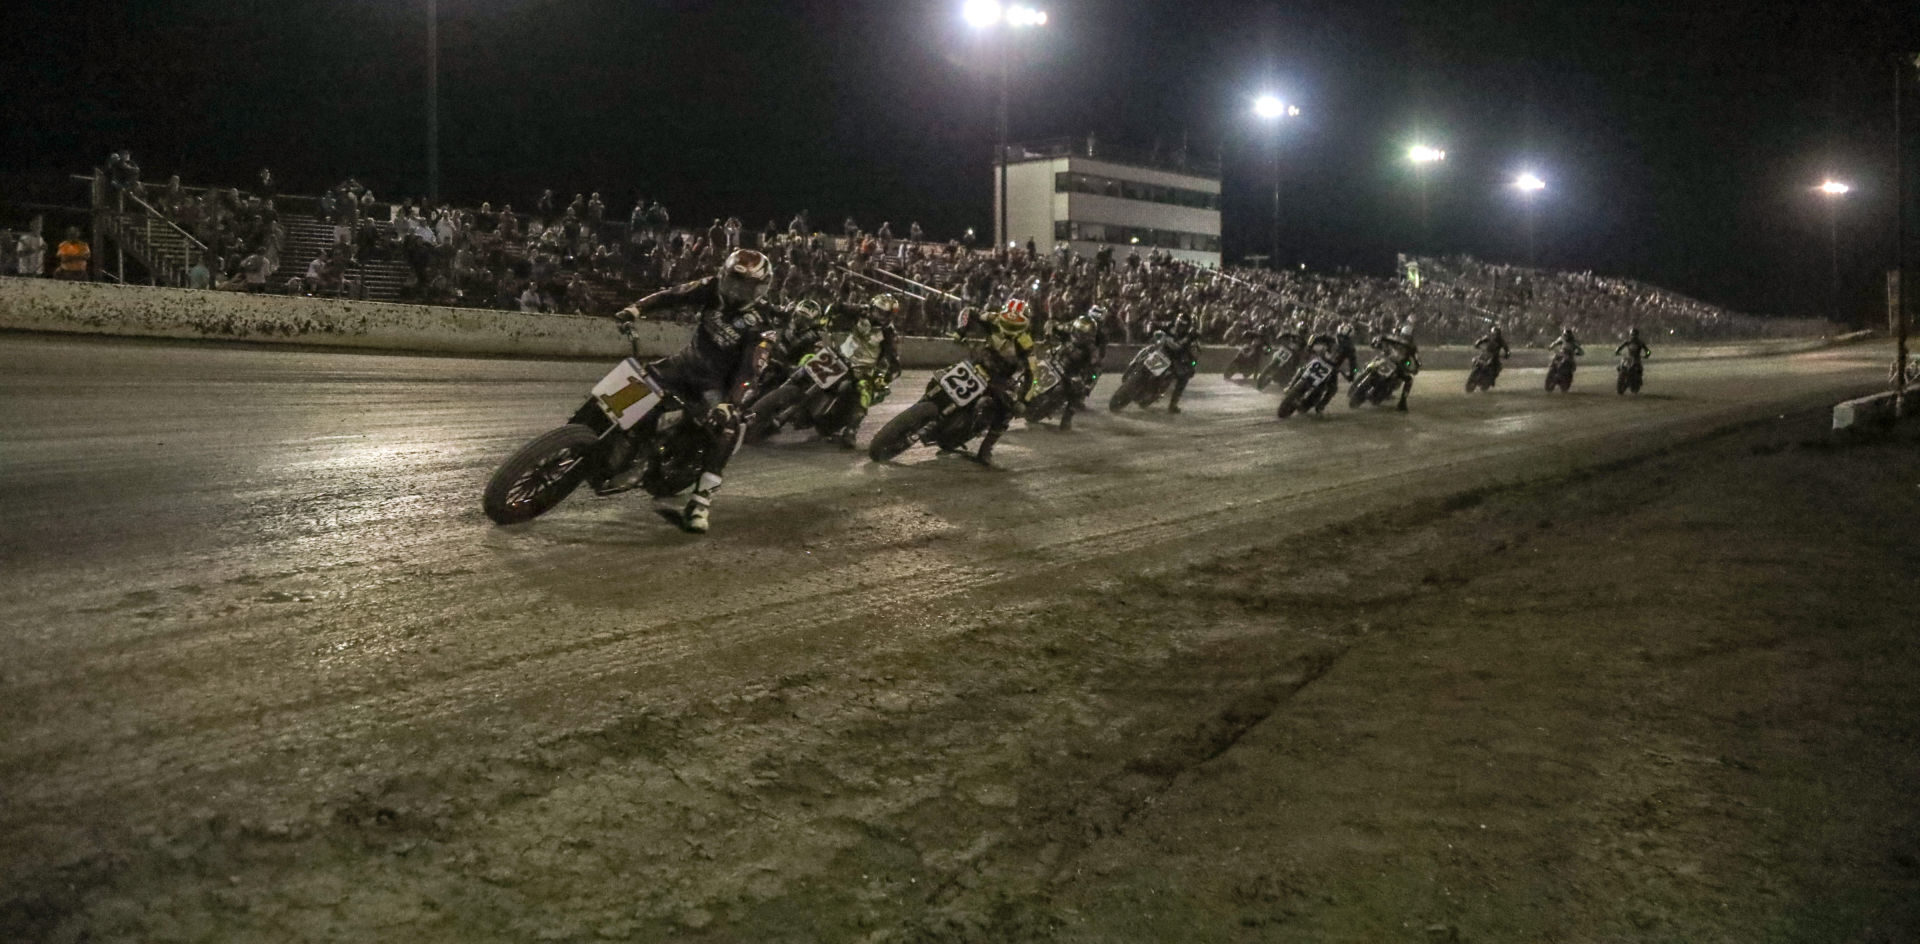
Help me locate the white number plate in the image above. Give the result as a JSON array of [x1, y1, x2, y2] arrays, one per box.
[[1142, 349, 1172, 376], [1302, 358, 1334, 385], [803, 349, 849, 388], [1375, 360, 1398, 377], [1034, 363, 1062, 394], [591, 358, 664, 430], [938, 362, 988, 406]]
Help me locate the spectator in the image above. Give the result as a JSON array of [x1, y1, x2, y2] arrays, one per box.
[[788, 210, 808, 237], [187, 253, 212, 290], [14, 216, 46, 276], [843, 215, 858, 244], [724, 216, 741, 250], [54, 227, 91, 280], [586, 192, 605, 228], [909, 221, 924, 245], [536, 189, 556, 222]]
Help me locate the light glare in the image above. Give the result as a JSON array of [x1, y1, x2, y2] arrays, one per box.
[[1817, 180, 1851, 196], [1006, 5, 1047, 27], [1254, 96, 1286, 119], [963, 0, 1002, 29], [1409, 145, 1446, 164], [1515, 172, 1546, 192]]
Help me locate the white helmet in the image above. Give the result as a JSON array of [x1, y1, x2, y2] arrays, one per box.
[[717, 249, 773, 306]]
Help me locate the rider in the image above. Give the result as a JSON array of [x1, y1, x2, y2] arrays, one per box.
[[1312, 321, 1363, 413], [1550, 325, 1584, 356], [1146, 311, 1201, 413], [1372, 321, 1421, 412], [761, 298, 832, 394], [823, 293, 905, 447], [1616, 326, 1652, 362], [1473, 324, 1513, 384], [1045, 313, 1104, 430], [954, 298, 1040, 465], [612, 248, 775, 534]]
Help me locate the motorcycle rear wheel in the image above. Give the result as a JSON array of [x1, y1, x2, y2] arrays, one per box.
[[482, 424, 601, 525], [869, 400, 940, 463], [1277, 392, 1301, 419]]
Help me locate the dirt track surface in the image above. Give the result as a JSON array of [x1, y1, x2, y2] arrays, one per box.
[[1, 333, 1910, 941]]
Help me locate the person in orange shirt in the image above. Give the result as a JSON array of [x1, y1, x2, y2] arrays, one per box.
[[54, 227, 91, 280]]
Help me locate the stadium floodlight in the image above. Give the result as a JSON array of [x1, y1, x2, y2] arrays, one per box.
[[1409, 144, 1447, 164], [1253, 95, 1299, 120], [1817, 180, 1851, 196], [963, 0, 1003, 29], [1514, 172, 1546, 192]]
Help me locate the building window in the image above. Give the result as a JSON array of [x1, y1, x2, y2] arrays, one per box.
[[1053, 170, 1221, 212]]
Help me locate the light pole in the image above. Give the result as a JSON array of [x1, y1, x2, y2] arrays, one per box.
[[1253, 95, 1301, 270], [426, 0, 439, 204], [1513, 171, 1545, 266], [1409, 144, 1446, 252], [1817, 179, 1850, 323], [964, 1, 1046, 252]]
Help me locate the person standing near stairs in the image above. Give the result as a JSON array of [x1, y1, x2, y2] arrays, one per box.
[[14, 217, 46, 277]]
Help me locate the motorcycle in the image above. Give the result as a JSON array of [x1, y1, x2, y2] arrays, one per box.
[[1464, 351, 1501, 392], [1023, 349, 1080, 425], [1616, 349, 1647, 395], [1348, 352, 1419, 408], [1545, 349, 1578, 392], [1107, 336, 1186, 411], [744, 339, 883, 445], [867, 358, 999, 462], [1223, 336, 1271, 381], [1253, 337, 1305, 391], [481, 323, 767, 525], [1276, 342, 1341, 420]]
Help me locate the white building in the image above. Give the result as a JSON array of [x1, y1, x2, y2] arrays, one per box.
[[994, 137, 1222, 267]]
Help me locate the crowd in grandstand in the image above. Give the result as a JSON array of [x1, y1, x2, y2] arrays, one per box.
[[7, 153, 1827, 347]]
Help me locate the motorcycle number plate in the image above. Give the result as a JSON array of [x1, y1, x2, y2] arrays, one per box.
[[803, 350, 849, 388], [1376, 361, 1398, 377], [1303, 358, 1334, 385], [938, 362, 988, 407], [592, 358, 663, 430], [1034, 363, 1062, 394], [1142, 349, 1172, 376]]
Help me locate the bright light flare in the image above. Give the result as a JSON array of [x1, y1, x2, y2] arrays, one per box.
[[1817, 180, 1851, 196], [1514, 172, 1546, 192], [1409, 145, 1447, 164], [963, 0, 1002, 28], [1006, 5, 1047, 26], [1253, 95, 1300, 119]]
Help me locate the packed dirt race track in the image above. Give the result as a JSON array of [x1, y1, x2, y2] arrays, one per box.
[[4, 332, 1917, 942]]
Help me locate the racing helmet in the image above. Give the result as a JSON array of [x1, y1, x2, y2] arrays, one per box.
[[994, 299, 1032, 336], [792, 299, 827, 329], [1069, 315, 1098, 342], [1293, 319, 1309, 335], [1172, 312, 1194, 334], [717, 248, 773, 306], [1087, 304, 1109, 322], [869, 293, 900, 319], [1335, 321, 1354, 338]]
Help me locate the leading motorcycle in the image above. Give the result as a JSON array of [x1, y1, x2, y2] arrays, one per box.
[[1616, 349, 1648, 395], [1276, 340, 1342, 420], [1108, 335, 1185, 411], [481, 323, 769, 524], [867, 358, 999, 462], [1347, 351, 1419, 408]]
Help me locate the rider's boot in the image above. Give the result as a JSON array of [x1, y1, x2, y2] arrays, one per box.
[[680, 472, 720, 534], [972, 430, 1001, 466]]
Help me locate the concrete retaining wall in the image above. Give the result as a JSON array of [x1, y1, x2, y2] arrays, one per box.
[[1832, 388, 1920, 434], [1, 277, 1848, 370]]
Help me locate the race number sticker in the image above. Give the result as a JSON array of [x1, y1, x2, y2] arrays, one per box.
[[1302, 358, 1334, 385], [938, 362, 988, 406], [803, 349, 849, 388], [592, 358, 663, 430], [1033, 363, 1062, 394], [1142, 349, 1172, 376]]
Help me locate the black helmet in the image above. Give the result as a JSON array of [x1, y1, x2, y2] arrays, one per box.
[[1173, 312, 1194, 334], [1335, 321, 1354, 338]]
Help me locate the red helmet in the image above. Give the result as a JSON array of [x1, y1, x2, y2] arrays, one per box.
[[994, 299, 1031, 336]]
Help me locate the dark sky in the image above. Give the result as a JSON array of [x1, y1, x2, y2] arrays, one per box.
[[3, 0, 1914, 321]]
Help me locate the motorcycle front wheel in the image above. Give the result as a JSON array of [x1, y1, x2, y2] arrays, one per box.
[[482, 424, 602, 525], [1108, 375, 1141, 412], [744, 384, 804, 445], [869, 400, 941, 463]]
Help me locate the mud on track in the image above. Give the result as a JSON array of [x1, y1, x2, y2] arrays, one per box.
[[0, 334, 1907, 941]]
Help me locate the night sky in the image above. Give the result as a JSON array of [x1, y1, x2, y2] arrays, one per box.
[[3, 0, 1914, 321]]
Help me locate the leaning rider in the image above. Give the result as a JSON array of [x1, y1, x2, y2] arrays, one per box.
[[1473, 323, 1512, 383], [1550, 325, 1584, 356], [1312, 321, 1363, 413], [1144, 312, 1201, 414], [1372, 322, 1421, 412], [1616, 326, 1652, 362], [611, 248, 776, 534], [1045, 313, 1104, 430], [954, 299, 1040, 465], [823, 293, 905, 447]]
